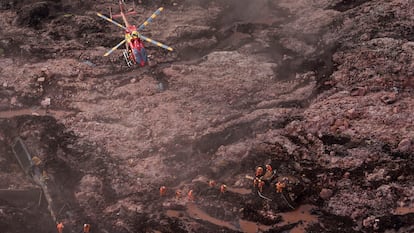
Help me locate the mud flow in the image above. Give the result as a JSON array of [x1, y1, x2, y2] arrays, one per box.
[[1, 0, 414, 232]]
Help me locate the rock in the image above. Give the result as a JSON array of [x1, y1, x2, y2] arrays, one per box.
[[2, 82, 7, 87], [397, 138, 411, 152], [363, 216, 375, 228], [37, 77, 45, 82], [343, 172, 350, 179], [320, 188, 333, 200], [77, 72, 85, 81], [350, 87, 367, 96], [10, 96, 18, 106], [366, 168, 386, 182], [130, 78, 136, 83], [380, 93, 397, 104], [40, 97, 51, 108]]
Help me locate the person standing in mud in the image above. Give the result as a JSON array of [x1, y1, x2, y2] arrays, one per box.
[[56, 222, 64, 233], [83, 223, 91, 233]]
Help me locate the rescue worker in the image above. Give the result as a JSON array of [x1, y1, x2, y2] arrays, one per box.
[[83, 223, 91, 233], [175, 190, 182, 199], [257, 179, 265, 193], [208, 180, 216, 188], [266, 164, 272, 173], [276, 181, 286, 193], [56, 222, 64, 233], [220, 184, 227, 194], [262, 164, 273, 180], [255, 166, 264, 177], [187, 189, 194, 201], [32, 156, 42, 166], [159, 186, 167, 196]]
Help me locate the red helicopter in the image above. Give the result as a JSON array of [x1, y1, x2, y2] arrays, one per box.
[[97, 1, 173, 67]]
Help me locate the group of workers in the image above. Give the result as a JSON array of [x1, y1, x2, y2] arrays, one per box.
[[254, 164, 287, 194], [159, 181, 228, 201], [56, 222, 90, 233]]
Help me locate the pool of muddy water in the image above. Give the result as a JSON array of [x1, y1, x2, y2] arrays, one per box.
[[166, 203, 318, 233]]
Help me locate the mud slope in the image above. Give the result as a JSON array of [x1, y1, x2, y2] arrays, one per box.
[[0, 0, 413, 233]]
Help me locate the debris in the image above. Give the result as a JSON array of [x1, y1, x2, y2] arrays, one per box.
[[41, 97, 51, 108], [397, 138, 411, 152], [82, 60, 96, 67], [380, 93, 397, 104], [350, 87, 367, 96], [319, 188, 333, 200]]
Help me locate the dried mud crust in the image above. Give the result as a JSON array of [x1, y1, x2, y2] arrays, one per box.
[[0, 0, 414, 233]]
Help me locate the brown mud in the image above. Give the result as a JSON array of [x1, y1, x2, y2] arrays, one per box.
[[0, 0, 413, 233]]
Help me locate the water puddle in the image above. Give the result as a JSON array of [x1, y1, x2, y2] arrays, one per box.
[[166, 203, 318, 233], [276, 204, 318, 233], [186, 203, 239, 230], [239, 219, 271, 233], [0, 108, 76, 119], [228, 187, 252, 195], [393, 206, 414, 215], [166, 210, 181, 218]]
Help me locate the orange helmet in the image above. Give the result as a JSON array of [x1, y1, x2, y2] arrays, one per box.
[[256, 166, 264, 176]]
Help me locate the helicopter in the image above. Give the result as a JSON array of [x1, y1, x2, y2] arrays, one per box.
[[97, 0, 173, 67]]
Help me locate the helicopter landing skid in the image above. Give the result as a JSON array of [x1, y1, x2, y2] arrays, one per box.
[[123, 50, 133, 67]]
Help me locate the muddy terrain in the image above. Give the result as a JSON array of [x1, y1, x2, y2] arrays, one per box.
[[0, 0, 413, 232]]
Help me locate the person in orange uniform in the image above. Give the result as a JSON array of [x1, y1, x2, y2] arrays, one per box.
[[160, 186, 167, 196], [56, 222, 64, 233], [220, 184, 227, 193], [255, 166, 264, 177], [208, 180, 216, 188], [83, 224, 91, 233], [265, 164, 272, 173], [262, 164, 273, 180], [187, 189, 194, 201], [257, 179, 265, 193], [276, 181, 286, 193], [175, 190, 182, 199]]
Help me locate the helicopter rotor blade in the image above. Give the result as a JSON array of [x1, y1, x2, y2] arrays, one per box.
[[97, 12, 127, 30], [104, 39, 126, 56], [137, 7, 164, 31], [139, 34, 173, 51]]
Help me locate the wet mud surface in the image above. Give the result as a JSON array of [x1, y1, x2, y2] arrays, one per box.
[[1, 0, 413, 233]]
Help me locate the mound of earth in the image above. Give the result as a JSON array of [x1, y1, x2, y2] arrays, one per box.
[[0, 0, 413, 233]]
